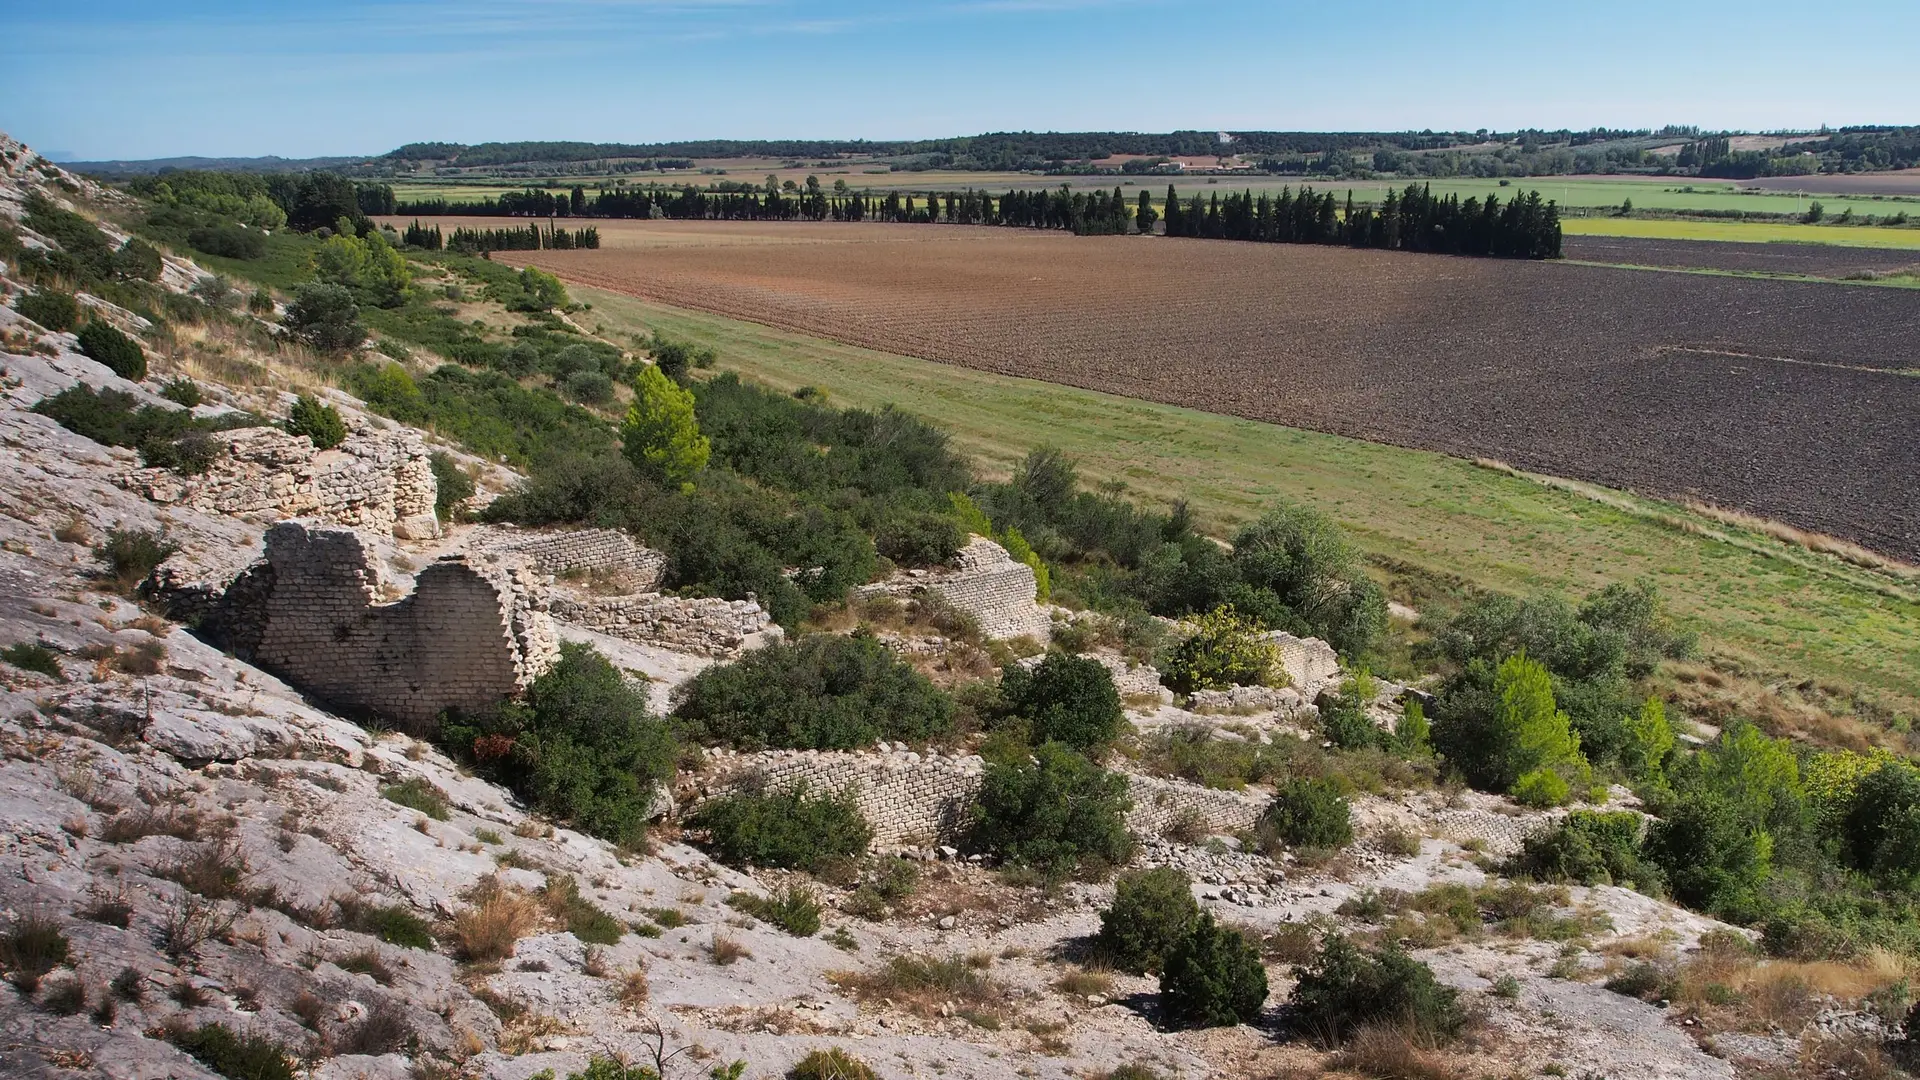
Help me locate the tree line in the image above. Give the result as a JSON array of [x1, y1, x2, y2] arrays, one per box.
[[400, 221, 600, 253], [1162, 183, 1562, 258]]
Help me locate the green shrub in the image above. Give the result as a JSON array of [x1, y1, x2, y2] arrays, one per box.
[[1641, 792, 1773, 922], [729, 884, 823, 937], [648, 334, 714, 380], [1158, 912, 1268, 1028], [15, 289, 81, 332], [1096, 867, 1199, 974], [188, 223, 268, 260], [441, 642, 676, 848], [1287, 933, 1463, 1046], [283, 283, 365, 351], [562, 369, 616, 406], [1160, 605, 1279, 694], [1512, 767, 1571, 808], [77, 321, 147, 380], [1226, 502, 1389, 658], [286, 394, 347, 449], [382, 777, 450, 820], [1318, 671, 1381, 750], [997, 653, 1124, 751], [689, 784, 873, 871], [429, 451, 475, 521], [623, 362, 710, 488], [1510, 811, 1652, 888], [114, 238, 164, 282], [967, 742, 1133, 881], [1, 641, 64, 681], [1396, 698, 1432, 755], [166, 1023, 297, 1080], [1603, 961, 1672, 1001], [787, 1047, 878, 1080], [874, 509, 964, 567], [1258, 777, 1353, 851], [1840, 762, 1920, 890], [672, 633, 952, 751], [567, 1059, 660, 1080], [159, 377, 203, 407], [94, 527, 178, 594], [1433, 651, 1588, 800], [32, 383, 242, 476]]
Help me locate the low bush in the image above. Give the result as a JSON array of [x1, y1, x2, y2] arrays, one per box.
[[1158, 912, 1269, 1028], [1, 641, 64, 680], [540, 875, 626, 945], [450, 876, 542, 962], [1287, 933, 1464, 1046], [77, 320, 147, 380], [33, 384, 243, 476], [1258, 777, 1353, 851], [788, 1047, 878, 1080], [671, 633, 952, 751], [286, 394, 347, 449], [1510, 811, 1654, 888], [1160, 606, 1280, 695], [688, 784, 873, 871], [442, 642, 676, 848], [158, 376, 204, 407], [996, 652, 1125, 751], [967, 742, 1133, 881], [15, 290, 81, 332], [729, 884, 823, 937], [167, 1022, 297, 1080], [1096, 867, 1199, 975], [335, 896, 434, 950], [188, 223, 268, 260]]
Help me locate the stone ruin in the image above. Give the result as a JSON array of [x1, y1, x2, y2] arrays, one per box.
[[689, 746, 1269, 848], [854, 536, 1051, 642], [204, 521, 559, 733], [470, 524, 667, 591], [120, 424, 441, 540]]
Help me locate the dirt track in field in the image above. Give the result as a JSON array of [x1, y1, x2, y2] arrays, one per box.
[[499, 220, 1920, 561], [1562, 234, 1920, 276]]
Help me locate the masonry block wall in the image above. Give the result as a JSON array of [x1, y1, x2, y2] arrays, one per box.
[[854, 537, 1050, 642], [471, 525, 667, 591], [219, 521, 558, 732], [551, 593, 777, 657], [690, 748, 1268, 846], [121, 426, 440, 540]]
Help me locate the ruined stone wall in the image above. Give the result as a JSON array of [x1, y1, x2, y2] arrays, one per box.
[[550, 593, 777, 658], [1267, 631, 1342, 696], [470, 526, 667, 591], [689, 748, 1267, 847], [854, 537, 1050, 642], [120, 426, 440, 540], [218, 521, 558, 732]]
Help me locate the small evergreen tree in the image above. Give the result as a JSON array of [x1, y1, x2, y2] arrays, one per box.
[[1096, 867, 1199, 974], [76, 321, 146, 380], [622, 363, 710, 488], [1258, 777, 1353, 850], [286, 394, 347, 450], [1158, 913, 1268, 1028], [1287, 934, 1463, 1045], [997, 653, 1123, 751], [283, 283, 365, 351], [968, 742, 1132, 880]]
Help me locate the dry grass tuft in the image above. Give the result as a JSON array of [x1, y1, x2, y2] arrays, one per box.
[[617, 968, 650, 1009], [450, 875, 542, 963], [1052, 967, 1113, 998], [709, 931, 751, 966], [1331, 1024, 1466, 1080]]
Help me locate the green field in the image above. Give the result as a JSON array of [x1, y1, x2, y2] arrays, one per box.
[[1561, 216, 1920, 248], [572, 285, 1920, 721]]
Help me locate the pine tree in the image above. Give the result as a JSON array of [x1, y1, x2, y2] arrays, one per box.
[[622, 364, 711, 490], [1136, 189, 1158, 234], [1163, 185, 1182, 236]]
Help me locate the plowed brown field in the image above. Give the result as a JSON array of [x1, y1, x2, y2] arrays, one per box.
[[487, 220, 1919, 561]]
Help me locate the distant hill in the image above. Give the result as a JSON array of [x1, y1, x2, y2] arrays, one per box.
[[66, 153, 369, 177]]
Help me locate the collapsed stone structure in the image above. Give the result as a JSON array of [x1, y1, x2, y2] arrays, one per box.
[[208, 521, 559, 732], [854, 536, 1050, 642], [691, 746, 1268, 847], [552, 592, 778, 658], [471, 525, 667, 590], [120, 424, 441, 540]]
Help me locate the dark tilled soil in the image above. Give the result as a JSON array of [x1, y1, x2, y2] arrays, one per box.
[[510, 222, 1920, 561], [1563, 234, 1920, 276]]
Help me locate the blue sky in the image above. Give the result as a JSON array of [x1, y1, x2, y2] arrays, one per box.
[[3, 0, 1916, 160]]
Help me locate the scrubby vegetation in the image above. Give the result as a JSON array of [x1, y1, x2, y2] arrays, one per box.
[[1286, 933, 1463, 1046], [687, 785, 874, 871], [33, 384, 254, 475], [440, 642, 675, 847], [1158, 912, 1269, 1028], [76, 320, 146, 379], [285, 393, 346, 449], [967, 742, 1132, 880], [1096, 867, 1199, 974], [671, 633, 952, 750], [1256, 777, 1354, 851], [992, 652, 1124, 750]]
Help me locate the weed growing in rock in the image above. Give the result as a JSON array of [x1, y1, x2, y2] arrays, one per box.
[[539, 875, 625, 946], [166, 1022, 298, 1080], [787, 1047, 879, 1080], [381, 777, 450, 820], [450, 876, 542, 962], [1, 640, 63, 680], [0, 913, 71, 993], [727, 885, 822, 937], [94, 526, 179, 594]]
